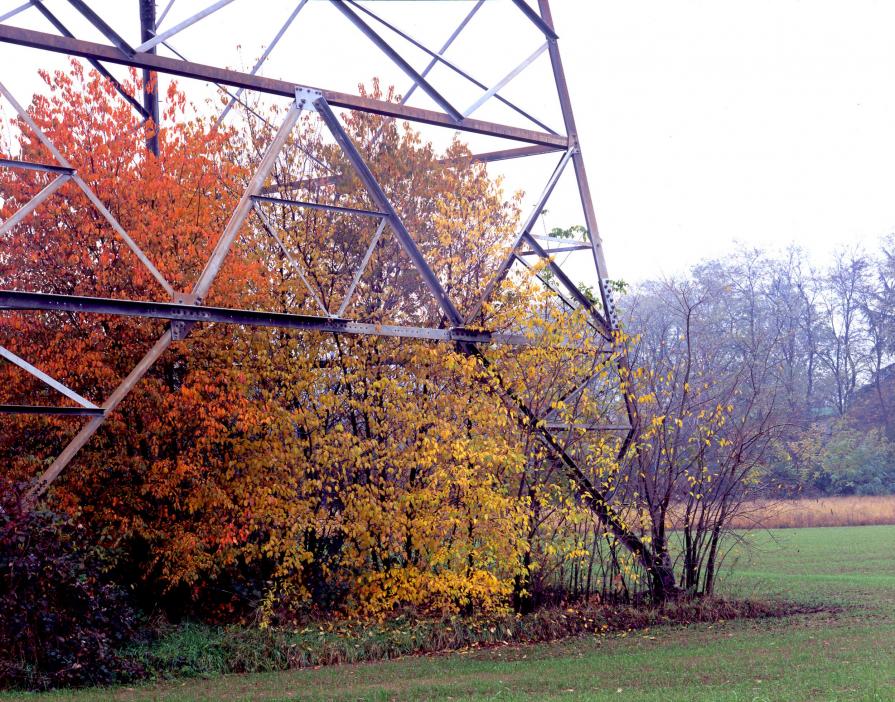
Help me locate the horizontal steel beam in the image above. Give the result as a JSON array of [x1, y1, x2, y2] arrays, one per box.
[[543, 422, 630, 431], [0, 404, 104, 416], [459, 144, 560, 164], [259, 144, 556, 195], [251, 194, 384, 218], [0, 157, 75, 174], [519, 243, 592, 255], [0, 290, 530, 345], [0, 24, 569, 149]]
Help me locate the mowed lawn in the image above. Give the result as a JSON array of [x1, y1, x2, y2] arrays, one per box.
[[5, 526, 894, 702]]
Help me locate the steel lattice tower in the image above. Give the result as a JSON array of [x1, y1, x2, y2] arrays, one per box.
[[0, 0, 634, 500]]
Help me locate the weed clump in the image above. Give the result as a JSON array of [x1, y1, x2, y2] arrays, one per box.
[[129, 597, 802, 679]]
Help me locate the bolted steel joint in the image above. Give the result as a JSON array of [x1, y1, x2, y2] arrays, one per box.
[[295, 87, 323, 113], [169, 292, 198, 341]]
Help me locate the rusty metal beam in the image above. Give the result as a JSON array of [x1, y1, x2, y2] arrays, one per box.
[[0, 23, 569, 148]]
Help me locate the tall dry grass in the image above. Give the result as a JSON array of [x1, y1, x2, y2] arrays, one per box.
[[726, 495, 895, 529]]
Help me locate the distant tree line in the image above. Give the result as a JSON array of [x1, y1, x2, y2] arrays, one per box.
[[622, 240, 895, 498]]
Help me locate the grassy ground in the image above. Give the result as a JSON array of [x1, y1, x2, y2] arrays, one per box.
[[4, 525, 894, 701]]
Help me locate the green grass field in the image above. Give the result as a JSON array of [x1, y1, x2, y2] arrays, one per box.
[[5, 525, 894, 701]]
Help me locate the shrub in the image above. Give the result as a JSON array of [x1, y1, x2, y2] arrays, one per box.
[[0, 484, 143, 690], [816, 427, 895, 496]]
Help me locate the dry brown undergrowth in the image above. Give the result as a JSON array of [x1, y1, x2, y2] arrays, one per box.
[[725, 495, 895, 529]]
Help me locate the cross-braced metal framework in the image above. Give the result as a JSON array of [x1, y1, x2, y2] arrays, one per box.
[[0, 0, 635, 501]]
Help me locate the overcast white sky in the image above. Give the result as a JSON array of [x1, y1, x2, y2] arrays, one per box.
[[2, 0, 895, 284]]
